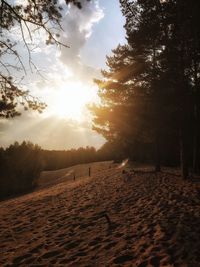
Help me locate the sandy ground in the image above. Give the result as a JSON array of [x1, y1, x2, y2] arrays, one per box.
[[37, 161, 113, 190], [1, 162, 200, 266]]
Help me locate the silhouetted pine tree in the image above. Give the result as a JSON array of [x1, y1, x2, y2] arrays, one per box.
[[92, 0, 200, 178], [91, 1, 168, 171]]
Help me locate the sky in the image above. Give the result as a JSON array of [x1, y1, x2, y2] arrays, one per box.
[[0, 0, 126, 150]]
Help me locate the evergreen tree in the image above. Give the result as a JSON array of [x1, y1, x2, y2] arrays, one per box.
[[91, 1, 167, 170], [92, 0, 200, 177]]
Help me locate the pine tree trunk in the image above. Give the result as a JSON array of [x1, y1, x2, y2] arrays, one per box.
[[155, 132, 161, 172], [193, 120, 199, 174], [192, 61, 199, 174], [180, 128, 189, 179]]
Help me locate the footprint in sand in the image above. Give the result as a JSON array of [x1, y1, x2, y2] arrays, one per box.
[[148, 256, 161, 267], [137, 260, 149, 267], [104, 241, 117, 250], [29, 244, 44, 253], [12, 253, 33, 265], [62, 239, 82, 250], [41, 249, 62, 259], [113, 254, 134, 264], [88, 237, 103, 247]]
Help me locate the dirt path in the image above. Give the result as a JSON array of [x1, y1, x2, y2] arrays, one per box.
[[1, 165, 200, 266]]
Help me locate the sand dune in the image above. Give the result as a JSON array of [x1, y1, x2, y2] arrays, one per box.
[[1, 162, 200, 266], [37, 161, 112, 189]]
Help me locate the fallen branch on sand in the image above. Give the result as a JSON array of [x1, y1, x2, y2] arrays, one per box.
[[98, 211, 111, 226]]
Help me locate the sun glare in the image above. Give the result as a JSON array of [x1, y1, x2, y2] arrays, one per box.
[[50, 82, 97, 120]]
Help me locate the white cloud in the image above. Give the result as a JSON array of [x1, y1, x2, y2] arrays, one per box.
[[59, 0, 104, 81]]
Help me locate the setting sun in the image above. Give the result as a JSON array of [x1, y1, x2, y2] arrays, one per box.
[[49, 82, 98, 120]]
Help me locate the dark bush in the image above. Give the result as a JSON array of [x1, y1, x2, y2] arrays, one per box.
[[0, 141, 43, 199]]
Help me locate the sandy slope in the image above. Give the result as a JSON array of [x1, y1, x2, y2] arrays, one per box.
[[38, 161, 112, 190], [1, 163, 200, 266]]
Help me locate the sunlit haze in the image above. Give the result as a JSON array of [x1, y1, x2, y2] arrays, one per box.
[[0, 0, 126, 150], [47, 82, 98, 121]]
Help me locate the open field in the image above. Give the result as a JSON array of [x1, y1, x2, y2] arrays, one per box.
[[1, 162, 200, 266]]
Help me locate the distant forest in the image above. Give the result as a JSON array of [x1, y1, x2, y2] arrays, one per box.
[[0, 137, 181, 200], [0, 137, 175, 200], [0, 141, 117, 199]]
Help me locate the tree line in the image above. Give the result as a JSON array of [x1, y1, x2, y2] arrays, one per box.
[[0, 141, 114, 200], [90, 0, 200, 179]]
